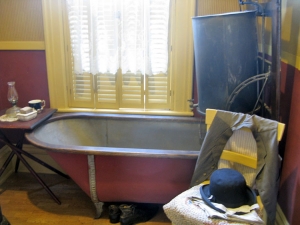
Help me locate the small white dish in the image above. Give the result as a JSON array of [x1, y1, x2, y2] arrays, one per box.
[[17, 111, 37, 121], [20, 106, 33, 114]]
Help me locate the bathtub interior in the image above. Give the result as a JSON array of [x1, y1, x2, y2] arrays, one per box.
[[33, 117, 202, 151]]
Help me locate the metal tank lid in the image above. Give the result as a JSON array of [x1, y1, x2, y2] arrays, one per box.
[[192, 10, 257, 19]]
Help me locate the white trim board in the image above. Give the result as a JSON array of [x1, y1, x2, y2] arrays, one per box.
[[0, 41, 45, 50], [276, 204, 289, 225]]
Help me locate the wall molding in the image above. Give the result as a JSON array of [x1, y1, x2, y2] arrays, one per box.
[[276, 204, 289, 225], [282, 50, 300, 71], [0, 41, 45, 50], [254, 45, 300, 73], [17, 144, 64, 174]]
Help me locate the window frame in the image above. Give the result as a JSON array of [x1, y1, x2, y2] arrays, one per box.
[[42, 0, 195, 116]]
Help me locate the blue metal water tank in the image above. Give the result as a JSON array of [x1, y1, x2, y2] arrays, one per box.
[[192, 10, 258, 114]]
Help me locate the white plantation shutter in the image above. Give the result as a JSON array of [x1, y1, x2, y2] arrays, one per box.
[[146, 74, 170, 109], [71, 72, 94, 107], [66, 1, 93, 106], [120, 73, 144, 108], [95, 73, 118, 108], [145, 0, 170, 108], [66, 0, 171, 110]]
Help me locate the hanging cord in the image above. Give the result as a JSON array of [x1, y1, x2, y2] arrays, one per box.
[[225, 72, 270, 112], [195, 105, 206, 116], [250, 73, 269, 115], [234, 0, 267, 115]]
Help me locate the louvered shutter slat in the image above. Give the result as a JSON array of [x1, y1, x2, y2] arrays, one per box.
[[96, 73, 118, 107], [146, 74, 169, 108]]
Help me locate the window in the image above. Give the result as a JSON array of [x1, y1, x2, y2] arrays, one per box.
[[65, 0, 170, 110], [42, 0, 195, 116]]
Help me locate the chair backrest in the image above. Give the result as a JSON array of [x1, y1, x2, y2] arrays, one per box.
[[205, 108, 285, 169]]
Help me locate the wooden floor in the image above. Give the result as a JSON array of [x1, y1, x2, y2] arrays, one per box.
[[0, 173, 172, 225]]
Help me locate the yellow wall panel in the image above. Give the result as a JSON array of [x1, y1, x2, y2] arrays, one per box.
[[0, 0, 44, 41], [281, 0, 300, 70], [197, 0, 240, 16]]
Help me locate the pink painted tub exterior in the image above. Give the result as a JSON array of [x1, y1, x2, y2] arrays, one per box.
[[25, 113, 202, 214]]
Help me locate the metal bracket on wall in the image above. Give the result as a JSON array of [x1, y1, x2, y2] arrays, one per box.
[[241, 0, 281, 120]]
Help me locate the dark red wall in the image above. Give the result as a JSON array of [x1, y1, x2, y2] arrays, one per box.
[[0, 50, 50, 111], [278, 62, 300, 225]]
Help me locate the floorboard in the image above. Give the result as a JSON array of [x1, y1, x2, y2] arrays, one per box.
[[0, 173, 172, 225]]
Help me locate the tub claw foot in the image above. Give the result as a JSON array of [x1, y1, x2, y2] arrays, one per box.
[[94, 201, 104, 219]]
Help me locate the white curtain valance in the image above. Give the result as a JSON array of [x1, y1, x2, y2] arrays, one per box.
[[66, 0, 170, 76]]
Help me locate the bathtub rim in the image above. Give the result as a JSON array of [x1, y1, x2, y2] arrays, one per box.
[[25, 112, 202, 159], [37, 112, 204, 123]]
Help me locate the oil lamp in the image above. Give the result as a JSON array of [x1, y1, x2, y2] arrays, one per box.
[[5, 81, 20, 118]]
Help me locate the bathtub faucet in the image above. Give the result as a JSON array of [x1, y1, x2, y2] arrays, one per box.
[[188, 99, 198, 111]]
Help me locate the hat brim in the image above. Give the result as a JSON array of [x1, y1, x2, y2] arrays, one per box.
[[200, 184, 257, 214]]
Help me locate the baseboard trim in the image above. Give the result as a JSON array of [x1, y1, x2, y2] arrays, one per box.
[[276, 204, 289, 225], [0, 144, 64, 175], [0, 146, 14, 185], [0, 41, 45, 50], [18, 144, 64, 174]]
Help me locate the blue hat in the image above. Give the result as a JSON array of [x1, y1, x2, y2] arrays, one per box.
[[200, 168, 257, 213]]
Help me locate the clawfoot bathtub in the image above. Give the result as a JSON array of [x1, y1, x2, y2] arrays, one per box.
[[25, 113, 203, 218]]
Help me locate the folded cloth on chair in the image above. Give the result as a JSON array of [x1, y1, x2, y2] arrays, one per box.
[[188, 196, 262, 224], [189, 196, 259, 215], [163, 184, 264, 225]]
